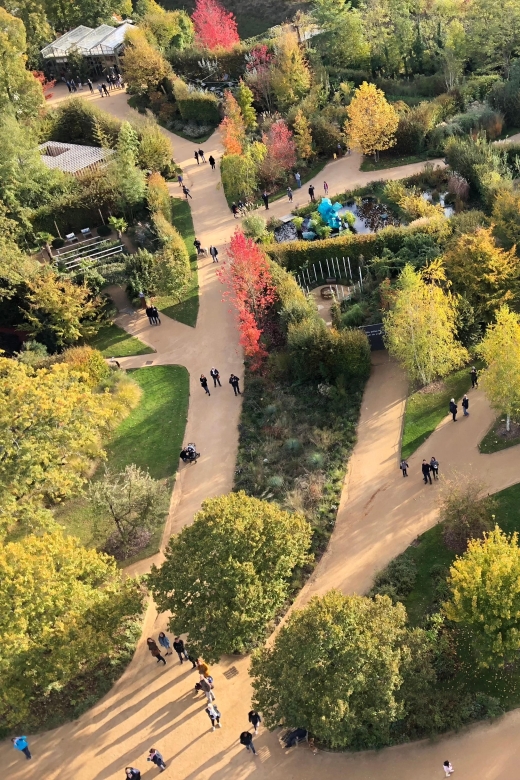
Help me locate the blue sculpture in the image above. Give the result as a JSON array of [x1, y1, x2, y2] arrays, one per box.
[[317, 198, 341, 230]]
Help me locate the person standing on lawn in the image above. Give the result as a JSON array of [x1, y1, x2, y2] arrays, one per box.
[[12, 736, 32, 760], [470, 366, 478, 388], [462, 394, 469, 416], [399, 458, 409, 477], [449, 398, 458, 421], [422, 459, 432, 485], [200, 374, 210, 396]]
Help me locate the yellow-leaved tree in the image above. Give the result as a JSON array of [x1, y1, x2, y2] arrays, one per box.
[[344, 82, 399, 160], [293, 108, 314, 161], [478, 305, 520, 431], [383, 262, 468, 386]]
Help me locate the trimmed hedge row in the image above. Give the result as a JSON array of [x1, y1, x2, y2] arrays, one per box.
[[171, 77, 220, 125]]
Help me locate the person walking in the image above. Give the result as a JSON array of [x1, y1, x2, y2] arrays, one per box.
[[449, 398, 458, 421], [194, 238, 202, 254], [147, 748, 166, 773], [308, 184, 316, 203], [209, 245, 219, 263], [248, 710, 262, 734], [231, 202, 239, 218], [295, 171, 301, 188], [443, 760, 455, 777], [422, 459, 432, 485], [102, 82, 109, 96], [65, 79, 72, 92], [173, 636, 189, 663], [12, 736, 31, 760], [210, 367, 221, 387], [125, 768, 141, 779], [229, 374, 241, 395], [198, 148, 206, 162], [470, 366, 478, 388], [200, 374, 211, 395], [97, 84, 104, 98], [323, 180, 329, 195], [206, 703, 222, 730], [262, 191, 269, 210], [158, 632, 172, 655], [208, 154, 216, 170], [147, 638, 166, 665], [177, 173, 183, 187], [197, 658, 211, 677], [287, 186, 293, 202], [182, 185, 192, 200], [337, 142, 343, 157], [199, 676, 215, 703], [87, 78, 93, 93], [145, 305, 154, 325], [240, 731, 257, 756], [430, 456, 439, 480], [399, 458, 409, 477], [462, 394, 469, 416], [194, 150, 199, 164], [151, 306, 161, 325]]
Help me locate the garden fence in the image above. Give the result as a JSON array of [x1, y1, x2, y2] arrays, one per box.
[[294, 256, 364, 298]]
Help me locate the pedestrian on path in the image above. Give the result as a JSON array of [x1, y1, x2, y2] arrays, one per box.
[[200, 374, 211, 395], [229, 374, 241, 395], [147, 638, 167, 665], [125, 767, 141, 779], [422, 459, 432, 485], [399, 458, 409, 477], [197, 658, 211, 677], [210, 367, 221, 387], [443, 760, 454, 777], [188, 652, 198, 668], [209, 245, 219, 262], [449, 398, 457, 421], [102, 83, 109, 96], [147, 748, 166, 772], [151, 306, 161, 325], [194, 238, 202, 254], [430, 457, 439, 480], [158, 632, 172, 655], [308, 184, 316, 202], [11, 736, 31, 760], [240, 731, 257, 756], [177, 173, 183, 187], [146, 305, 154, 325], [97, 84, 104, 97], [337, 142, 343, 156], [462, 394, 469, 416], [198, 148, 206, 162], [287, 186, 293, 202], [183, 185, 192, 200], [139, 291, 147, 309], [199, 676, 215, 703], [295, 171, 301, 188], [208, 155, 216, 170], [194, 150, 199, 164], [262, 191, 269, 210], [206, 703, 222, 730], [232, 202, 239, 218], [87, 78, 93, 93], [248, 710, 262, 733], [470, 366, 478, 388], [323, 181, 329, 195], [173, 636, 189, 663]]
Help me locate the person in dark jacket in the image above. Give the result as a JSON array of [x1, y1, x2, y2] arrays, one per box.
[[125, 768, 141, 779], [147, 637, 166, 665], [194, 150, 199, 164], [209, 245, 219, 262], [158, 632, 172, 655], [422, 459, 432, 485], [430, 457, 439, 480], [287, 186, 293, 202], [229, 374, 241, 395], [240, 731, 257, 755], [200, 374, 210, 396], [462, 394, 469, 416], [470, 366, 478, 388], [262, 191, 269, 210], [208, 154, 216, 170], [145, 305, 154, 325], [173, 636, 189, 663], [308, 184, 316, 202], [400, 459, 409, 477], [194, 238, 202, 254], [449, 398, 457, 421], [198, 148, 206, 162], [147, 748, 166, 772], [248, 710, 262, 734], [210, 367, 221, 387], [199, 676, 215, 703], [182, 185, 192, 199]]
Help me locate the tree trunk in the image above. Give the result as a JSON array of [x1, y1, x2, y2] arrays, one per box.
[[507, 413, 511, 432]]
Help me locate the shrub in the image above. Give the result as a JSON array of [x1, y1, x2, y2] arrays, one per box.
[[52, 237, 64, 248], [151, 212, 191, 294], [48, 98, 121, 147], [310, 115, 344, 156], [369, 554, 417, 601], [440, 479, 496, 553], [341, 302, 365, 327], [287, 319, 370, 384], [97, 224, 112, 237], [60, 345, 110, 387], [242, 214, 268, 242], [172, 77, 220, 125]]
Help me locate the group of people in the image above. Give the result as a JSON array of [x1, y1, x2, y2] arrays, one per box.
[[193, 148, 216, 169], [399, 456, 439, 483], [64, 72, 124, 96], [147, 633, 195, 666], [200, 370, 241, 396], [145, 305, 161, 325]]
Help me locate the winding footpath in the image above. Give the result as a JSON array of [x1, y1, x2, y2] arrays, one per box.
[[4, 86, 520, 779]]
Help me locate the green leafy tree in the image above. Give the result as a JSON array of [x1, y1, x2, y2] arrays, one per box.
[[444, 527, 520, 667], [478, 305, 520, 431], [89, 465, 168, 558], [108, 215, 128, 240], [0, 9, 44, 120], [383, 263, 468, 386], [148, 491, 312, 662], [492, 189, 520, 250], [250, 591, 408, 749], [270, 27, 311, 111], [312, 0, 369, 67], [137, 119, 173, 173], [122, 27, 173, 94], [1, 0, 53, 67], [0, 529, 144, 726], [236, 79, 257, 131], [112, 121, 147, 212], [152, 211, 191, 293], [220, 148, 263, 202]]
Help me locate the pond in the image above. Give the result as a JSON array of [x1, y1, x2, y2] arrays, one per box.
[[337, 197, 402, 233], [421, 191, 455, 218]]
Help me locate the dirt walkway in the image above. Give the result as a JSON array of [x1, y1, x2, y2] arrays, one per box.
[[4, 87, 520, 779]]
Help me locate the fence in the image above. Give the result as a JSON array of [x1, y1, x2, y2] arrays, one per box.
[[294, 256, 365, 298], [54, 238, 124, 271]]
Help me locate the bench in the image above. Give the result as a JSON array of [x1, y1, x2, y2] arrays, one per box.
[[65, 232, 78, 243]]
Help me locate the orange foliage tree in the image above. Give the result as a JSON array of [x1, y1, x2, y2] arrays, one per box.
[[220, 90, 246, 155]]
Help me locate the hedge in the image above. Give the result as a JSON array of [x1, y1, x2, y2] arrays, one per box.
[[47, 98, 121, 148], [171, 77, 220, 125], [168, 42, 258, 81]]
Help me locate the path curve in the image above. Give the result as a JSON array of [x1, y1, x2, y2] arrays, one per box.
[[4, 86, 520, 780]]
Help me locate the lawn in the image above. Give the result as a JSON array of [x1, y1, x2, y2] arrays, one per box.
[[360, 151, 436, 172], [155, 198, 199, 327], [479, 416, 520, 453], [55, 365, 189, 566], [88, 323, 154, 357], [401, 365, 478, 459]]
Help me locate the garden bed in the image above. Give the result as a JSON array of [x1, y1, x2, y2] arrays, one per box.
[[479, 418, 520, 453]]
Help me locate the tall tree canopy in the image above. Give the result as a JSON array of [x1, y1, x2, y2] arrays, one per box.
[[0, 9, 44, 120], [192, 0, 240, 50], [478, 305, 520, 430], [345, 81, 399, 159]]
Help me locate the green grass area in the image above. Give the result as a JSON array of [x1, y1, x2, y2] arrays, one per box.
[[401, 365, 479, 459], [88, 323, 154, 357], [479, 417, 520, 453], [55, 365, 189, 566], [155, 198, 199, 327], [269, 157, 330, 205], [360, 151, 435, 172]]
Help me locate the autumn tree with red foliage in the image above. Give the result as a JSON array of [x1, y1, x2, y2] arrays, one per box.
[[32, 71, 55, 100], [245, 44, 274, 111], [220, 90, 246, 155], [260, 120, 297, 189], [192, 0, 240, 50], [217, 230, 275, 369]]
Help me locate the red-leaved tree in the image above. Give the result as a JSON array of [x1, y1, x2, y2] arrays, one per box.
[[32, 71, 56, 100], [260, 119, 297, 188], [192, 0, 240, 50], [217, 230, 276, 370]]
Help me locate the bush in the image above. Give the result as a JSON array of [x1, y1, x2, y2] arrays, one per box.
[[341, 302, 366, 327], [309, 115, 344, 156], [440, 479, 496, 553], [48, 98, 121, 148], [52, 237, 64, 249], [369, 554, 417, 601], [151, 212, 191, 294], [97, 224, 112, 237], [287, 319, 371, 384], [172, 77, 220, 125]]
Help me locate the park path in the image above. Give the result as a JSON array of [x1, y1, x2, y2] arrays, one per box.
[[4, 85, 520, 779]]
